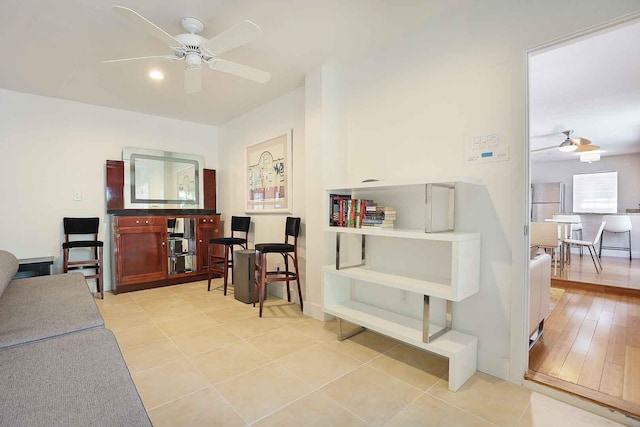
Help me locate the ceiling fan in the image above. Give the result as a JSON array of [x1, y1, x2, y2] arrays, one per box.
[[530, 130, 600, 153], [104, 6, 271, 94]]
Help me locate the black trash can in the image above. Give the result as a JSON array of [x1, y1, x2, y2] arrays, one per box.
[[233, 249, 256, 304]]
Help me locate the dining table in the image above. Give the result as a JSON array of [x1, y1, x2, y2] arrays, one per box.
[[544, 217, 580, 272]]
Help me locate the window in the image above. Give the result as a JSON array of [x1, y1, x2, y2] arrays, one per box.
[[572, 172, 617, 213]]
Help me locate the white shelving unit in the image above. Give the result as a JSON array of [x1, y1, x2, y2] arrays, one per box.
[[323, 177, 481, 392]]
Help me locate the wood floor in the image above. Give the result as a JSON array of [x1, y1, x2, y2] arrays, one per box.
[[529, 286, 640, 416], [552, 253, 640, 290]]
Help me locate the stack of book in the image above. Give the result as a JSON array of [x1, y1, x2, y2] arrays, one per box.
[[329, 194, 395, 229], [362, 205, 396, 229]]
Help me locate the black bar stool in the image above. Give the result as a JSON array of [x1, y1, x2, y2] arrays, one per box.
[[253, 217, 302, 317], [62, 217, 104, 299], [207, 216, 251, 294]]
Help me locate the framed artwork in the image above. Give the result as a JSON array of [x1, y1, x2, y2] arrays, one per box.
[[245, 130, 292, 213]]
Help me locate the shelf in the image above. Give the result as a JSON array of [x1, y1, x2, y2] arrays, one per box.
[[325, 226, 480, 242], [323, 175, 481, 391], [323, 265, 463, 300], [326, 176, 481, 192], [324, 300, 475, 359]]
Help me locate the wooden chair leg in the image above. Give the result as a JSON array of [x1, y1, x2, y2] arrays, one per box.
[[284, 255, 291, 302], [293, 254, 303, 312], [63, 248, 69, 273], [259, 253, 267, 318], [98, 247, 104, 300], [230, 246, 235, 285], [207, 244, 213, 291], [253, 251, 261, 308], [223, 245, 230, 296]]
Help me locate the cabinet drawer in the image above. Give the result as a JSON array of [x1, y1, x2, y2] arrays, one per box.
[[197, 216, 220, 225], [116, 216, 164, 227]]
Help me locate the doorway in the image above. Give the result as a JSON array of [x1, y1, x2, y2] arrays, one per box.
[[525, 16, 640, 418]]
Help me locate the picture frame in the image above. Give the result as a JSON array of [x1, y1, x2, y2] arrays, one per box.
[[245, 130, 293, 213]]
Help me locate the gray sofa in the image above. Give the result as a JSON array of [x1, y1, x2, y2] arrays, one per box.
[[0, 250, 151, 427]]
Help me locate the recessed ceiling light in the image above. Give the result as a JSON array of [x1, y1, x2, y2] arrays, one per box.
[[149, 70, 164, 80]]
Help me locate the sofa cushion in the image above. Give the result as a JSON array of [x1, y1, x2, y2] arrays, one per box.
[[0, 272, 104, 349], [0, 250, 18, 298], [0, 328, 151, 427]]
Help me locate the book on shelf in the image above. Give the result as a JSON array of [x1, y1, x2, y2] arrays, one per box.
[[361, 223, 395, 229], [329, 194, 350, 226], [328, 194, 393, 228]]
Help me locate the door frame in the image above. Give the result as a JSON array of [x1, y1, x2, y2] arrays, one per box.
[[518, 10, 640, 382]]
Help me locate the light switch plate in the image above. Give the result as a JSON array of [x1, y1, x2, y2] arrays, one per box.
[[73, 191, 82, 201]]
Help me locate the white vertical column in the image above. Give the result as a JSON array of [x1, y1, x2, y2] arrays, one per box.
[[304, 65, 348, 320]]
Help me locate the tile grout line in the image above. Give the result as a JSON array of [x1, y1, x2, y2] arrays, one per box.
[[105, 282, 470, 426], [132, 283, 254, 426], [423, 388, 502, 427]]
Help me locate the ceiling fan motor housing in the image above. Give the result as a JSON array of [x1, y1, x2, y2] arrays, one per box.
[[185, 53, 202, 69], [181, 17, 204, 34]]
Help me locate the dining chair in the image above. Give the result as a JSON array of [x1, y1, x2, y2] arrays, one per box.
[[253, 217, 302, 317], [552, 214, 584, 258], [599, 215, 632, 260], [530, 222, 562, 275], [62, 217, 104, 299], [207, 216, 251, 294], [564, 221, 606, 274]]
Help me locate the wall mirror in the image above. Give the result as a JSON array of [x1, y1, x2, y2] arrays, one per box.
[[123, 147, 205, 209]]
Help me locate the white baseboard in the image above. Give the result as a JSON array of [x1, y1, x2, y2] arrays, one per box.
[[477, 352, 510, 381], [303, 302, 325, 320]]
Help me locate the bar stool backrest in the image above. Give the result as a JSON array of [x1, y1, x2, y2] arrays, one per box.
[[602, 215, 632, 233], [285, 217, 301, 241], [568, 215, 583, 232], [592, 221, 607, 246], [231, 216, 251, 234], [63, 217, 99, 241]]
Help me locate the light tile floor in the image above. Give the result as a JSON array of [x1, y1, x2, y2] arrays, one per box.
[[97, 280, 626, 427]]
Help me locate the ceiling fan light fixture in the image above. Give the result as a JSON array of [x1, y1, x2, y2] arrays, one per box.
[[149, 70, 164, 80], [580, 152, 600, 163], [558, 139, 578, 152]]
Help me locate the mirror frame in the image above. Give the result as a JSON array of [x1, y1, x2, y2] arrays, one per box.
[[123, 147, 205, 209], [130, 153, 200, 205]]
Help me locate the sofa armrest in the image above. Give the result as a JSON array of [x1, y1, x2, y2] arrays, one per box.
[[529, 254, 551, 336]]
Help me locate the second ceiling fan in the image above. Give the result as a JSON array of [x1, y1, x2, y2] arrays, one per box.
[[105, 6, 271, 94], [531, 130, 600, 153]]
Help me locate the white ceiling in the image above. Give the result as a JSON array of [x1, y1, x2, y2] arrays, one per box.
[[529, 21, 640, 163], [0, 0, 459, 126]]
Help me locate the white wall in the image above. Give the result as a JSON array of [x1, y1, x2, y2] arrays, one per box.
[[532, 153, 640, 212], [303, 1, 640, 382], [217, 87, 306, 302], [0, 89, 218, 290]]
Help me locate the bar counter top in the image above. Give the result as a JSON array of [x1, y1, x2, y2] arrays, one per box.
[[559, 212, 640, 216], [108, 209, 218, 216]]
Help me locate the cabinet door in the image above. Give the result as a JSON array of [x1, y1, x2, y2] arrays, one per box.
[[114, 225, 168, 287], [196, 216, 221, 272]]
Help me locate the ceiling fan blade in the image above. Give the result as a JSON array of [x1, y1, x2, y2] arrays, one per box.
[[530, 145, 558, 153], [575, 144, 600, 153], [209, 59, 271, 83], [201, 20, 262, 56], [103, 55, 178, 63], [112, 6, 184, 48], [184, 67, 202, 94], [572, 137, 592, 145]]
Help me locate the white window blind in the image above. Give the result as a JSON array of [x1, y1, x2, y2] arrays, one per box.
[[572, 172, 618, 213]]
